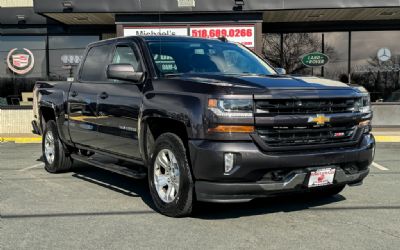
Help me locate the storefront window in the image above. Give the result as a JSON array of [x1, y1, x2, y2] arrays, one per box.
[[262, 33, 281, 68], [262, 31, 400, 103], [48, 36, 99, 80], [263, 33, 323, 76], [0, 36, 47, 106], [283, 33, 322, 76], [351, 31, 400, 102], [323, 32, 349, 82]]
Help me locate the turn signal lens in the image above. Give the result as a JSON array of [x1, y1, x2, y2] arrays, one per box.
[[208, 125, 255, 133], [208, 99, 218, 108]]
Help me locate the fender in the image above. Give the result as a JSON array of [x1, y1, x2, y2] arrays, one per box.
[[138, 91, 205, 164], [37, 82, 73, 145]]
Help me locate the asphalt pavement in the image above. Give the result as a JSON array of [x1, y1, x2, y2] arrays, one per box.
[[1, 142, 400, 250]]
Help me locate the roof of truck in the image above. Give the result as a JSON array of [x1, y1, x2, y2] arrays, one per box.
[[90, 35, 230, 46], [139, 35, 226, 43]]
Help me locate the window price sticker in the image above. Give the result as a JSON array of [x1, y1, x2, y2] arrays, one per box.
[[190, 25, 255, 48]]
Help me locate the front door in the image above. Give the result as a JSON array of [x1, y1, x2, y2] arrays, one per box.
[[95, 43, 144, 159]]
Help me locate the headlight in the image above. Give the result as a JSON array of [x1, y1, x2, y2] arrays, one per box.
[[355, 94, 371, 113], [208, 98, 253, 117]]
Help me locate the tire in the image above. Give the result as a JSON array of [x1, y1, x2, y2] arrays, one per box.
[[42, 120, 73, 173], [308, 185, 346, 198], [148, 133, 194, 217]]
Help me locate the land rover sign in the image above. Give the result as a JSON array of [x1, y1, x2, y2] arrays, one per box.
[[301, 52, 329, 67]]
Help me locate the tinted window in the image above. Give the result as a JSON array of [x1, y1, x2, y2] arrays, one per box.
[[148, 41, 276, 76], [351, 31, 400, 102], [0, 36, 47, 104], [80, 44, 112, 81], [49, 36, 98, 49], [49, 36, 98, 80], [112, 45, 142, 72]]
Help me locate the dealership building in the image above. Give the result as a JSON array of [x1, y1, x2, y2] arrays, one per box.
[[1, 0, 400, 133]]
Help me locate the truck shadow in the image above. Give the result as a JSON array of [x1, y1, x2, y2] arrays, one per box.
[[70, 163, 157, 210], [70, 164, 348, 219], [193, 195, 346, 220]]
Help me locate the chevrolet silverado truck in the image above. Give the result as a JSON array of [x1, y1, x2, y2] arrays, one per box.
[[32, 36, 375, 217]]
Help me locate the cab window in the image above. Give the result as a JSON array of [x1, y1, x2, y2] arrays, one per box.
[[80, 44, 112, 81]]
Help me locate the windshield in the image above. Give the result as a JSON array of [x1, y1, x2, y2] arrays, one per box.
[[147, 41, 277, 76]]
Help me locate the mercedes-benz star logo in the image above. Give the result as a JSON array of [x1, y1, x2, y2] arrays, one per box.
[[377, 48, 391, 62]]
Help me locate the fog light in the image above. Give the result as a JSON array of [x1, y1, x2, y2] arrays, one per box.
[[224, 153, 235, 173]]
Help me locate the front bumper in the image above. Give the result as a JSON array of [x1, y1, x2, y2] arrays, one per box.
[[195, 168, 369, 202], [189, 134, 375, 202]]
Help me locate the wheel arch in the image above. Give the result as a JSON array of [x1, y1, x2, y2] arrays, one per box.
[[140, 115, 191, 167]]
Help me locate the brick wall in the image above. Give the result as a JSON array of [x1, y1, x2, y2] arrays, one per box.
[[0, 109, 34, 134], [0, 0, 33, 7]]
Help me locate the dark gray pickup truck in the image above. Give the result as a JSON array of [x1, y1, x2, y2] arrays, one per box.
[[33, 36, 375, 217]]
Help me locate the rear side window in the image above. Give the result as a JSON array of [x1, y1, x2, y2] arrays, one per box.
[[80, 44, 112, 81]]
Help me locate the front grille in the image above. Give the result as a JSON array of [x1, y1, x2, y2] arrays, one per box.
[[253, 97, 363, 149], [255, 98, 358, 115], [256, 124, 358, 147]]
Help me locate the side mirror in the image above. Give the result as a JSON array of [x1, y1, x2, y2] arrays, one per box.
[[275, 68, 286, 75], [107, 63, 144, 83]]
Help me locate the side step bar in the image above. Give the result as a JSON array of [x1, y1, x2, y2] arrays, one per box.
[[71, 154, 147, 179]]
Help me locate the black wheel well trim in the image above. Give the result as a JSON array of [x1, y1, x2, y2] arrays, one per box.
[[39, 103, 57, 128], [141, 116, 192, 167]]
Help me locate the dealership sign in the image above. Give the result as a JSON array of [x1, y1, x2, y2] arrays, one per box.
[[177, 0, 195, 7], [301, 52, 329, 67], [377, 48, 391, 62], [7, 48, 35, 75], [190, 25, 255, 48], [61, 54, 82, 65], [124, 27, 188, 36], [123, 24, 256, 48]]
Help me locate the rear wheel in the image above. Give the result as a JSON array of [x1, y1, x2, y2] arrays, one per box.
[[148, 133, 194, 217], [42, 120, 73, 173]]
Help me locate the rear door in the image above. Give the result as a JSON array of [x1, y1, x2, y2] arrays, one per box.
[[67, 43, 114, 149], [95, 42, 145, 158]]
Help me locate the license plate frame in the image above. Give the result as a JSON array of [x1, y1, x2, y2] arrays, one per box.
[[308, 168, 336, 188]]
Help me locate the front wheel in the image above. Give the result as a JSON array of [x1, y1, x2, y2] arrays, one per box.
[[148, 133, 194, 217]]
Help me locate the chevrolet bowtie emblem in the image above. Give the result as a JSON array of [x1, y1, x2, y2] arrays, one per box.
[[308, 114, 330, 125]]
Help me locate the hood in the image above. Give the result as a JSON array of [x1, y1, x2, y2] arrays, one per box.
[[176, 74, 352, 90]]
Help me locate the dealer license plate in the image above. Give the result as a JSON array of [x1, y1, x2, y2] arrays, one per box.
[[308, 168, 336, 188]]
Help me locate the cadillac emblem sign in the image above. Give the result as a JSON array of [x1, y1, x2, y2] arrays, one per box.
[[7, 48, 35, 75]]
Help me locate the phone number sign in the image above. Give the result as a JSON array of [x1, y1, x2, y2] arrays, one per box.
[[190, 25, 255, 48]]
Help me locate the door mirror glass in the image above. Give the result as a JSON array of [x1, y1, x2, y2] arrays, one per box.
[[107, 63, 144, 83], [275, 68, 286, 75]]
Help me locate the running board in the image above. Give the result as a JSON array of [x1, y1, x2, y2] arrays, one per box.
[[71, 154, 147, 179]]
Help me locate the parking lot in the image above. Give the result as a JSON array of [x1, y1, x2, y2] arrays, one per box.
[[1, 142, 400, 250]]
